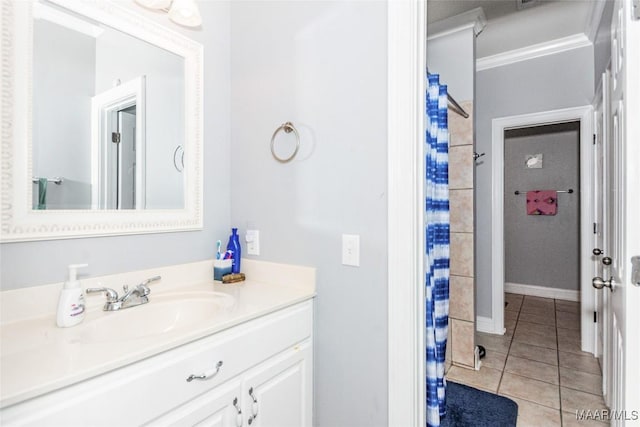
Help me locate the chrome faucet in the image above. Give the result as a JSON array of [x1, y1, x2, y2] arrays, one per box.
[[87, 276, 161, 311]]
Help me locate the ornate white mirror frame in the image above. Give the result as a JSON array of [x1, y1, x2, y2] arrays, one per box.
[[1, 0, 203, 242]]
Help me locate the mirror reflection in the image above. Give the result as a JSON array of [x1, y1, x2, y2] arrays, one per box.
[[32, 1, 185, 210]]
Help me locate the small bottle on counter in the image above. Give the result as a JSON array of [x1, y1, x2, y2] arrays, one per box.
[[56, 263, 88, 328], [226, 228, 242, 274]]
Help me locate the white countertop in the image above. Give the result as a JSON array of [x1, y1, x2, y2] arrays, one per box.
[[0, 259, 315, 408]]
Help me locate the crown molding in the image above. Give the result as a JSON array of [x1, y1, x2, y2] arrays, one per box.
[[427, 7, 487, 40], [476, 33, 591, 71]]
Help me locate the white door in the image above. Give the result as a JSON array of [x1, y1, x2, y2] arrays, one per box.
[[597, 0, 640, 421], [592, 84, 603, 359], [594, 68, 614, 405], [241, 343, 312, 427]]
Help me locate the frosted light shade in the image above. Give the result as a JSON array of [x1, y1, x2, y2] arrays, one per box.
[[134, 0, 172, 10], [168, 0, 202, 27]]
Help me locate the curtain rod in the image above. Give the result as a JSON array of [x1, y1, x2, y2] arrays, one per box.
[[446, 94, 469, 119], [427, 69, 470, 119]]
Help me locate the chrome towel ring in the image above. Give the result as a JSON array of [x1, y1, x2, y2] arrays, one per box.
[[270, 122, 300, 163], [173, 145, 185, 172]]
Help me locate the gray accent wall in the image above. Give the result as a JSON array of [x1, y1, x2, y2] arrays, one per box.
[[229, 2, 388, 425], [475, 45, 594, 318], [1, 1, 231, 290], [504, 122, 580, 290]]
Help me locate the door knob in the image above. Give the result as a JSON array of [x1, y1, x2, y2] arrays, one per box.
[[593, 276, 614, 291], [593, 248, 603, 256], [602, 257, 612, 266]]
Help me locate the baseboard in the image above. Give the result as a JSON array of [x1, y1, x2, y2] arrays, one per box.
[[476, 315, 505, 335], [505, 282, 579, 302]]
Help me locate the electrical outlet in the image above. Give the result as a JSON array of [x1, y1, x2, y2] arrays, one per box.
[[245, 230, 260, 255], [342, 234, 360, 267]]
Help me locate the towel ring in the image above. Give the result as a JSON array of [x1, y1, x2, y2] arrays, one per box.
[[270, 122, 300, 163], [173, 145, 184, 172]]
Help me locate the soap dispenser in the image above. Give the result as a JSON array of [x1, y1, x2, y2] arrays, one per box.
[[56, 263, 88, 328]]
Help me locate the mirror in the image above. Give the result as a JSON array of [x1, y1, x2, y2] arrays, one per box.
[[32, 1, 184, 210], [1, 0, 203, 241]]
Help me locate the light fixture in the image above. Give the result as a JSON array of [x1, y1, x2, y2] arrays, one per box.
[[134, 0, 201, 28]]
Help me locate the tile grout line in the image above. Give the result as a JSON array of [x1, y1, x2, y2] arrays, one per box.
[[496, 297, 522, 397]]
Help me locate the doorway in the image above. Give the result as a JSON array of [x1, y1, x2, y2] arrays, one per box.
[[91, 76, 146, 210], [503, 121, 581, 303], [107, 105, 137, 209], [489, 106, 594, 354]]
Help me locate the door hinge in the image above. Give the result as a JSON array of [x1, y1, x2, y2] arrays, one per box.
[[112, 132, 121, 144], [633, 0, 639, 20], [594, 222, 598, 234], [594, 311, 597, 323], [593, 134, 596, 144]]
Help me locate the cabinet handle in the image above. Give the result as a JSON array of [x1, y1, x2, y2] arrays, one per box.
[[247, 387, 258, 424], [233, 397, 243, 427], [186, 360, 223, 382]]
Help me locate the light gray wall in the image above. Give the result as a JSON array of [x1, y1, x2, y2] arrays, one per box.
[[33, 20, 94, 209], [475, 45, 594, 317], [593, 0, 615, 90], [95, 28, 184, 209], [427, 28, 475, 101], [229, 2, 387, 425], [504, 123, 580, 290], [1, 1, 231, 290]]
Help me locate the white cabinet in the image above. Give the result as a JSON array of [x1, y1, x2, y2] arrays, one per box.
[[150, 341, 312, 427], [147, 378, 244, 427], [241, 342, 312, 427], [1, 301, 313, 427]]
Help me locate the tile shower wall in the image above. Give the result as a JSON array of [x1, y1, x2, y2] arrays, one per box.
[[447, 100, 476, 370]]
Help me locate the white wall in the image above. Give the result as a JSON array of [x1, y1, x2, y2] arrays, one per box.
[[427, 28, 475, 101], [475, 45, 594, 318], [33, 20, 94, 209], [593, 0, 615, 89], [0, 0, 231, 290], [95, 28, 184, 209], [229, 1, 388, 425]]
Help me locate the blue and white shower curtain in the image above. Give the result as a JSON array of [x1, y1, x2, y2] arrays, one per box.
[[425, 73, 450, 427]]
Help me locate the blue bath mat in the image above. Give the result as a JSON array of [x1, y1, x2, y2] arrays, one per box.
[[440, 381, 518, 426]]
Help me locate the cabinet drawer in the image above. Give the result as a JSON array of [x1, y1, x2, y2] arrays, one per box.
[[1, 301, 312, 426]]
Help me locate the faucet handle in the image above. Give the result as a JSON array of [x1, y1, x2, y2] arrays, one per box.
[[86, 287, 119, 302], [138, 276, 161, 296], [140, 276, 162, 286]]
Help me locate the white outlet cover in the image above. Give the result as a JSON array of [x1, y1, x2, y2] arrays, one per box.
[[245, 230, 260, 256]]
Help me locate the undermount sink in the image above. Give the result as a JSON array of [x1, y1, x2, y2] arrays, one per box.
[[71, 291, 236, 344]]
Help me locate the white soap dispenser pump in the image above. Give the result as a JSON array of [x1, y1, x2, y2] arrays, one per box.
[[56, 263, 88, 328]]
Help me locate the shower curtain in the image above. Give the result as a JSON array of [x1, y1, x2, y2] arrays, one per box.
[[425, 73, 450, 427]]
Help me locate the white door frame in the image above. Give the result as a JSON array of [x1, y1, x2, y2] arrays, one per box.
[[490, 106, 595, 353], [387, 0, 426, 426], [91, 76, 146, 210]]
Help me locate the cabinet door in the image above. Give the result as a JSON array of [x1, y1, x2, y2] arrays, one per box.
[[146, 378, 243, 427], [242, 341, 312, 427]]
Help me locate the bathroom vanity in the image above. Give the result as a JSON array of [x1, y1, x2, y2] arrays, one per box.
[[0, 260, 315, 426]]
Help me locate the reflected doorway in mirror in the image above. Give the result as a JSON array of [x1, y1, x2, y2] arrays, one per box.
[[91, 76, 146, 210]]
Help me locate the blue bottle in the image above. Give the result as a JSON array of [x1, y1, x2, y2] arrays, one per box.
[[226, 228, 242, 274]]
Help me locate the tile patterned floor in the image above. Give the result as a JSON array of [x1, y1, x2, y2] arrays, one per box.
[[446, 294, 608, 426]]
